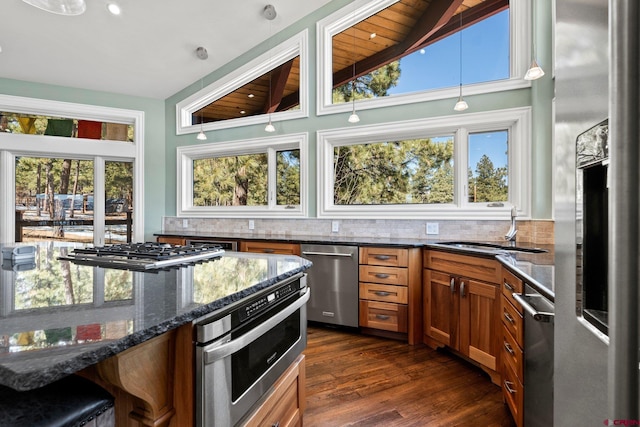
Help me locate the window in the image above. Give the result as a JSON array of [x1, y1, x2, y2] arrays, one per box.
[[316, 0, 531, 116], [317, 107, 531, 219], [176, 30, 308, 135], [177, 133, 307, 217], [0, 94, 144, 245]]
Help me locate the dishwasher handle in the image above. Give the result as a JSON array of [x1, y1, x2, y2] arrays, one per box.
[[512, 292, 554, 323], [302, 251, 353, 257], [203, 288, 310, 364]]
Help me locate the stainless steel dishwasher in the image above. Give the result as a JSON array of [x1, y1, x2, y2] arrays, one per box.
[[300, 244, 359, 328]]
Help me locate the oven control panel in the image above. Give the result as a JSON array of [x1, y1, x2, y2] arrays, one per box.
[[238, 281, 299, 323]]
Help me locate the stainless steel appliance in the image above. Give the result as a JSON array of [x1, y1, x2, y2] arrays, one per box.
[[58, 242, 225, 270], [300, 244, 359, 328], [555, 0, 640, 423], [186, 238, 238, 251], [194, 273, 309, 426], [513, 284, 554, 427]]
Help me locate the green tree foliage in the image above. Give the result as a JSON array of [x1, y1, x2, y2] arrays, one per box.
[[468, 155, 508, 202], [333, 138, 454, 205], [334, 61, 401, 102], [276, 150, 300, 206]]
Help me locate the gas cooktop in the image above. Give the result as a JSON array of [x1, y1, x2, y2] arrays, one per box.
[[58, 242, 225, 271]]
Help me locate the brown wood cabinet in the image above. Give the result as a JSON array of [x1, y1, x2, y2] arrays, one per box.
[[157, 236, 186, 246], [358, 247, 422, 344], [501, 268, 524, 427], [240, 240, 301, 256], [241, 354, 306, 427], [423, 249, 501, 385]]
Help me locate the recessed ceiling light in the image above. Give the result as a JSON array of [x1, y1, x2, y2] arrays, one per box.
[[240, 110, 246, 115], [248, 94, 255, 98], [107, 3, 121, 15], [370, 33, 376, 39]]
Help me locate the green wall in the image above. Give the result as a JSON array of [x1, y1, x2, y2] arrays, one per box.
[[0, 77, 166, 240], [164, 0, 554, 220]]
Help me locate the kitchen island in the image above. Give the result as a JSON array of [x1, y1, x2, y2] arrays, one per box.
[[0, 241, 311, 426]]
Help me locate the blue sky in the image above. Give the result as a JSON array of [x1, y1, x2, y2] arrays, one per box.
[[387, 10, 510, 175]]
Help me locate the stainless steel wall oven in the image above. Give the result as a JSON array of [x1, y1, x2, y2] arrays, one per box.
[[194, 273, 309, 426]]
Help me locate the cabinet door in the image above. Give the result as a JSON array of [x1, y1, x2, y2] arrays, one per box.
[[459, 278, 500, 371], [423, 269, 458, 348]]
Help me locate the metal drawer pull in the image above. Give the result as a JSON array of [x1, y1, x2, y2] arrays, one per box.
[[504, 341, 515, 355], [263, 248, 275, 253], [512, 293, 554, 322], [374, 255, 391, 260], [450, 277, 456, 294], [374, 291, 392, 297], [375, 273, 390, 279], [504, 281, 514, 291], [376, 314, 391, 320], [272, 423, 280, 427], [504, 380, 517, 394], [302, 251, 352, 257], [503, 311, 515, 324], [460, 281, 466, 297]]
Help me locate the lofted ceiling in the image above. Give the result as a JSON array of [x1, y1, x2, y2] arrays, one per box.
[[0, 0, 332, 100], [195, 0, 508, 123]]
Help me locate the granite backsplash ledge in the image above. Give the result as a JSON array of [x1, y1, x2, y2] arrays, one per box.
[[162, 218, 554, 245]]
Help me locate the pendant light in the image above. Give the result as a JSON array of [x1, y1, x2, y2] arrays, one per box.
[[196, 47, 208, 141], [21, 0, 86, 15], [453, 11, 468, 112], [264, 5, 277, 133], [348, 8, 360, 123], [524, 0, 545, 80]]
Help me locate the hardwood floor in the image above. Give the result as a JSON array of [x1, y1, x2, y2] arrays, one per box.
[[303, 326, 516, 427]]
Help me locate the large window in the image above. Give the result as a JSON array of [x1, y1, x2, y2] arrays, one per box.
[[0, 94, 144, 245], [176, 30, 308, 136], [316, 0, 531, 116], [317, 108, 531, 219], [177, 133, 307, 217]]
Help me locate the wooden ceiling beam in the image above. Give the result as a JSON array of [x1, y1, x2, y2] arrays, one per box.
[[404, 0, 464, 51], [332, 0, 509, 88], [265, 59, 294, 114]]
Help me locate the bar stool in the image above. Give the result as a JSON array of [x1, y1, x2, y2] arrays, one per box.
[[0, 374, 114, 427]]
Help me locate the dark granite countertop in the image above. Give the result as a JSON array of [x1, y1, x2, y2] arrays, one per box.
[[156, 231, 555, 299], [0, 242, 311, 391]]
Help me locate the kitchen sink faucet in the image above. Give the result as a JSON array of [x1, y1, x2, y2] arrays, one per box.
[[505, 206, 517, 242]]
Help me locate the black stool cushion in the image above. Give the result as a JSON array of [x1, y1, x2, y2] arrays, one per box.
[[0, 375, 114, 427]]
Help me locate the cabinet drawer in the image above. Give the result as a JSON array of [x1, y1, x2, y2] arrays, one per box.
[[240, 241, 301, 256], [360, 247, 408, 267], [157, 236, 186, 246], [359, 265, 408, 285], [359, 300, 408, 333], [502, 326, 523, 381], [359, 283, 408, 304], [502, 359, 524, 427], [502, 296, 524, 347], [423, 250, 500, 283], [502, 268, 524, 314], [242, 354, 304, 427]]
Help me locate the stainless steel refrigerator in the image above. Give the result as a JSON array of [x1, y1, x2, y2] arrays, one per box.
[[555, 0, 639, 424]]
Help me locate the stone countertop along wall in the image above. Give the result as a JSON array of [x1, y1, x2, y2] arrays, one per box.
[[163, 217, 555, 245], [0, 242, 311, 391]]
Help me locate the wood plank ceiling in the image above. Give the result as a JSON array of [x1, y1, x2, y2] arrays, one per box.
[[194, 0, 508, 124]]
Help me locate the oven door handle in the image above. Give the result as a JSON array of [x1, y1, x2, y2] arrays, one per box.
[[203, 288, 310, 364], [512, 292, 554, 323]]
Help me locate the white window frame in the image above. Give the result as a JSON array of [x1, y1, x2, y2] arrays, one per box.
[[177, 133, 308, 218], [0, 94, 145, 245], [316, 0, 532, 117], [176, 30, 309, 136], [317, 107, 531, 220]]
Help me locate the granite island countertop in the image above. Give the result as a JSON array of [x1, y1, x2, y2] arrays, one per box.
[[0, 242, 311, 391]]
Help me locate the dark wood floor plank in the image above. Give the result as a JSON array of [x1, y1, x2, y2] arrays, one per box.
[[304, 326, 515, 427]]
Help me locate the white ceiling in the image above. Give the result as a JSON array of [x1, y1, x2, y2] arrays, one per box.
[[0, 0, 332, 99]]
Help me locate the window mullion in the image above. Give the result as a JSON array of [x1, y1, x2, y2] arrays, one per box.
[[267, 147, 277, 209], [455, 127, 469, 209]]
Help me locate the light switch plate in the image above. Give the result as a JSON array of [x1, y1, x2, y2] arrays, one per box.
[[331, 220, 340, 233], [248, 220, 255, 230], [426, 222, 439, 235]]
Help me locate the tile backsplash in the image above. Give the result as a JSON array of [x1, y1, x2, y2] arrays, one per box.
[[162, 218, 554, 245]]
